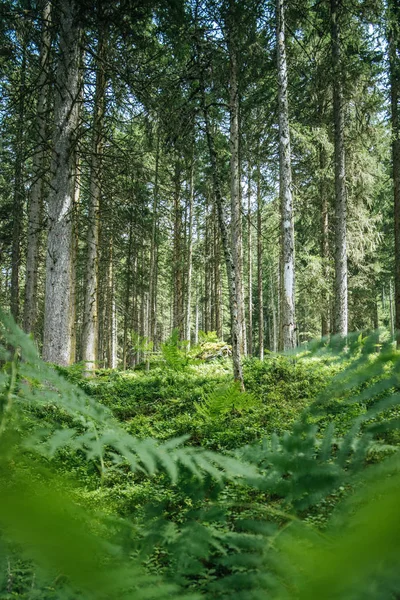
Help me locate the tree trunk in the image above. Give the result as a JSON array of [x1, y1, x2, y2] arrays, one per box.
[[148, 129, 160, 352], [256, 161, 264, 359], [388, 0, 400, 343], [43, 0, 81, 365], [200, 90, 244, 388], [320, 144, 330, 337], [69, 153, 81, 364], [277, 0, 296, 351], [204, 196, 210, 332], [173, 158, 184, 336], [123, 213, 133, 370], [82, 32, 106, 372], [24, 0, 51, 334], [228, 0, 246, 356], [389, 279, 395, 338], [185, 158, 194, 348], [247, 165, 253, 356], [331, 0, 348, 336], [11, 40, 27, 322], [214, 208, 223, 339]]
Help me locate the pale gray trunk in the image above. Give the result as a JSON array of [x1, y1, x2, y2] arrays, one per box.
[[197, 25, 244, 387], [320, 144, 330, 337], [388, 0, 400, 343], [148, 130, 159, 350], [82, 33, 106, 371], [123, 214, 133, 370], [214, 212, 223, 339], [247, 166, 253, 355], [108, 240, 118, 369], [69, 157, 80, 364], [185, 159, 194, 348], [331, 0, 348, 336], [43, 0, 81, 365], [277, 0, 296, 351], [11, 41, 26, 322], [228, 3, 246, 356], [24, 0, 51, 334], [201, 95, 244, 387], [173, 159, 184, 336], [272, 264, 278, 352], [195, 290, 199, 345], [256, 161, 264, 359], [389, 280, 395, 338]]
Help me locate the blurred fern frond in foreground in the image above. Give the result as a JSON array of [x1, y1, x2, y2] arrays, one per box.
[[1, 312, 400, 599]]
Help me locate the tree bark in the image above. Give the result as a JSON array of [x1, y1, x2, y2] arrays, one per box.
[[247, 165, 253, 356], [82, 32, 106, 372], [200, 90, 244, 388], [11, 39, 27, 322], [24, 0, 51, 334], [277, 0, 296, 350], [173, 158, 184, 336], [228, 0, 246, 356], [148, 129, 160, 351], [69, 153, 81, 364], [185, 158, 194, 348], [320, 144, 330, 337], [256, 160, 264, 359], [331, 0, 348, 336], [388, 0, 400, 343], [214, 207, 223, 339], [123, 212, 133, 370], [43, 0, 81, 365]]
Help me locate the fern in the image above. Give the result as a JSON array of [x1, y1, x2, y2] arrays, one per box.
[[161, 328, 188, 371], [1, 312, 400, 600], [195, 382, 261, 419]]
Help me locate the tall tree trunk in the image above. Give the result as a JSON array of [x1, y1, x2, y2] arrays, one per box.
[[69, 154, 81, 364], [123, 213, 133, 370], [204, 195, 210, 332], [247, 165, 253, 356], [82, 32, 106, 372], [173, 158, 184, 336], [256, 160, 264, 359], [228, 0, 246, 356], [271, 268, 278, 352], [200, 87, 244, 388], [214, 208, 222, 339], [11, 40, 27, 322], [389, 279, 395, 338], [24, 0, 51, 334], [185, 158, 194, 348], [148, 129, 160, 352], [277, 0, 296, 351], [43, 0, 81, 365], [331, 0, 348, 336], [388, 0, 400, 343], [320, 144, 330, 337]]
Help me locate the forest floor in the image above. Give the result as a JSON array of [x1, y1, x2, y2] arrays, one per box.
[[3, 332, 400, 599], [58, 340, 390, 523]]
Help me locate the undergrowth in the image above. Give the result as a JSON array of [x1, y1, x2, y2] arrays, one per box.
[[1, 313, 400, 599]]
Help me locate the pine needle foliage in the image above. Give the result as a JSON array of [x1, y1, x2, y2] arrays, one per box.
[[1, 313, 400, 599]]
